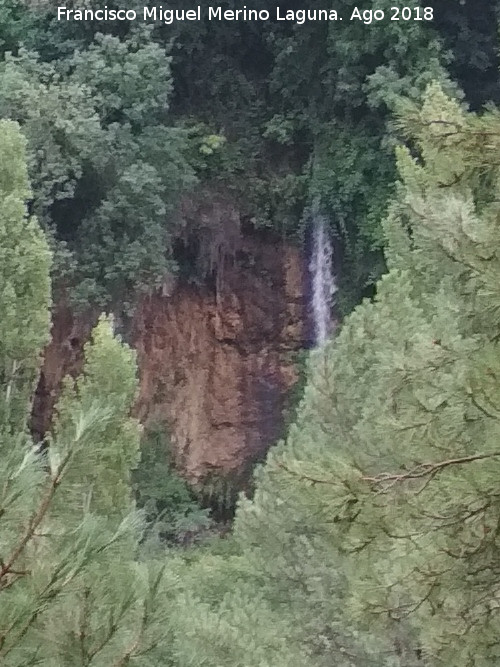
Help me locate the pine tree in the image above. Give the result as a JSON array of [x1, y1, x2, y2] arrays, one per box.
[[51, 315, 141, 520], [0, 119, 51, 434], [172, 85, 500, 666], [0, 121, 174, 666]]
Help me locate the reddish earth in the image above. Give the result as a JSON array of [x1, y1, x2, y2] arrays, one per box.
[[32, 230, 306, 485]]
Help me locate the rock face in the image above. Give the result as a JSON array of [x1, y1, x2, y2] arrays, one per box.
[[33, 229, 306, 486], [133, 231, 306, 484], [31, 304, 97, 441]]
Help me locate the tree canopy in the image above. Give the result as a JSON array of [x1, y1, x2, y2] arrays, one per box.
[[3, 1, 499, 310]]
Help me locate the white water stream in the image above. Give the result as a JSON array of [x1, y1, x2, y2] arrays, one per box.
[[309, 212, 337, 346]]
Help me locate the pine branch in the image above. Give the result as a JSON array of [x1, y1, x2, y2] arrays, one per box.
[[87, 590, 137, 662], [0, 450, 71, 586], [422, 119, 500, 141], [79, 587, 91, 665], [362, 452, 500, 485], [276, 461, 339, 486], [112, 603, 147, 667], [278, 452, 500, 491], [1, 564, 71, 659]]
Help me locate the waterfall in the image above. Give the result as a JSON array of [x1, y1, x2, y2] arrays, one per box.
[[309, 210, 337, 346]]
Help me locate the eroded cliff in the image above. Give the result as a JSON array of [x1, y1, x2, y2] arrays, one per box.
[[33, 227, 306, 486], [133, 232, 305, 484]]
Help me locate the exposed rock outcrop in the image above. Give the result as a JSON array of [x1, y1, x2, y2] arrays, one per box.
[[133, 231, 306, 484], [33, 225, 306, 485], [31, 304, 97, 441]]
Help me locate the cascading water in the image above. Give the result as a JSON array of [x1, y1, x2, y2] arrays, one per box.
[[309, 209, 337, 346]]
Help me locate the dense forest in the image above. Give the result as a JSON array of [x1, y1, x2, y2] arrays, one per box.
[[2, 0, 500, 664]]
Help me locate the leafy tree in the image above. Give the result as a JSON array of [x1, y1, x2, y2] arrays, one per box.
[[167, 0, 454, 309], [434, 0, 500, 110], [0, 0, 34, 56], [0, 29, 194, 309]]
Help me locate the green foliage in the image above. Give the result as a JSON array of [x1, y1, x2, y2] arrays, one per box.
[[0, 128, 179, 665], [0, 323, 175, 664], [158, 86, 500, 666], [199, 473, 241, 520], [434, 0, 500, 110], [4, 7, 500, 665], [0, 0, 33, 55], [3, 0, 496, 311], [237, 86, 500, 664], [0, 120, 51, 434], [180, 121, 229, 177], [281, 348, 309, 430], [51, 315, 141, 519], [0, 30, 194, 308], [198, 133, 226, 156], [134, 423, 211, 546]]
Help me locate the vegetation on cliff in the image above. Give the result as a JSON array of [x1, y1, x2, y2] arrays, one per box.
[[5, 77, 500, 666], [183, 85, 500, 665], [3, 3, 500, 665]]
